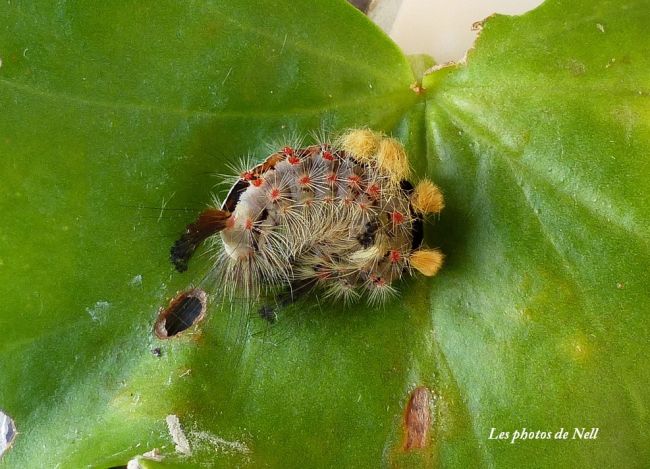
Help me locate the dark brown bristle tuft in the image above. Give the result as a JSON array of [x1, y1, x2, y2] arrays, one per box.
[[171, 208, 231, 272]]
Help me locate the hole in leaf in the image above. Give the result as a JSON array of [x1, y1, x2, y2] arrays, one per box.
[[154, 288, 207, 339], [0, 410, 16, 459]]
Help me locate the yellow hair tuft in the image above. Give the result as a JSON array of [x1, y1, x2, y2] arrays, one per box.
[[411, 180, 445, 214], [377, 138, 410, 181], [410, 249, 444, 277], [339, 129, 382, 162]]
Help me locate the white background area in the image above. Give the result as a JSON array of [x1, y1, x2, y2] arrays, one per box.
[[373, 0, 545, 63]]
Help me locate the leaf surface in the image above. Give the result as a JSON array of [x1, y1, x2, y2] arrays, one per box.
[[0, 0, 648, 467]]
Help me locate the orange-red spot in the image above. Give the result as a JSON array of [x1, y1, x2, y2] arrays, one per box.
[[282, 146, 294, 156], [389, 250, 401, 263], [326, 172, 338, 185], [348, 174, 362, 188], [269, 187, 281, 200], [322, 150, 334, 161], [298, 175, 311, 186], [367, 183, 381, 198], [288, 155, 300, 165], [392, 211, 405, 224], [244, 219, 253, 230], [242, 171, 254, 181], [251, 178, 264, 187]]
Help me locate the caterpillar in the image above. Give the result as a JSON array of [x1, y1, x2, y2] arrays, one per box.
[[170, 129, 444, 321]]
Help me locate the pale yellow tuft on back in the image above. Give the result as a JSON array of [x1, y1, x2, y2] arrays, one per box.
[[410, 249, 444, 277], [339, 129, 382, 162], [411, 180, 445, 214], [377, 138, 410, 181]]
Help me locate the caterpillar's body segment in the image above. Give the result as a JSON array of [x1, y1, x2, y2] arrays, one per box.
[[171, 130, 444, 318]]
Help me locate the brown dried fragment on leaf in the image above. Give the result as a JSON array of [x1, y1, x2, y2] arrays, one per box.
[[403, 386, 432, 450]]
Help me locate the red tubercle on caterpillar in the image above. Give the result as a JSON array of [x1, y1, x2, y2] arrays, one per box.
[[347, 174, 362, 189], [283, 146, 301, 165], [343, 196, 355, 207], [244, 218, 254, 230], [391, 210, 405, 225], [251, 178, 264, 187], [298, 175, 312, 187], [389, 250, 402, 263], [322, 150, 334, 161], [326, 172, 338, 185], [356, 198, 370, 212], [241, 171, 255, 181], [269, 187, 282, 201], [366, 183, 381, 199]]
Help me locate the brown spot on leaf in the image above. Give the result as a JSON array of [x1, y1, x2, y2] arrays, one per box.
[[403, 386, 432, 450]]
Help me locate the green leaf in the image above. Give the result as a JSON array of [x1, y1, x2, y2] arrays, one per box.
[[1, 0, 648, 467], [420, 0, 650, 466]]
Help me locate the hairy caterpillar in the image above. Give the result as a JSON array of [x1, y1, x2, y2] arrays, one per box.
[[170, 129, 444, 321]]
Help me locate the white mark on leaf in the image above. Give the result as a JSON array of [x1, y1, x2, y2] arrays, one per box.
[[126, 448, 164, 468], [166, 415, 192, 456], [190, 430, 251, 455], [221, 67, 233, 86], [158, 192, 176, 222], [86, 301, 110, 322], [280, 33, 288, 54], [0, 410, 17, 458]]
